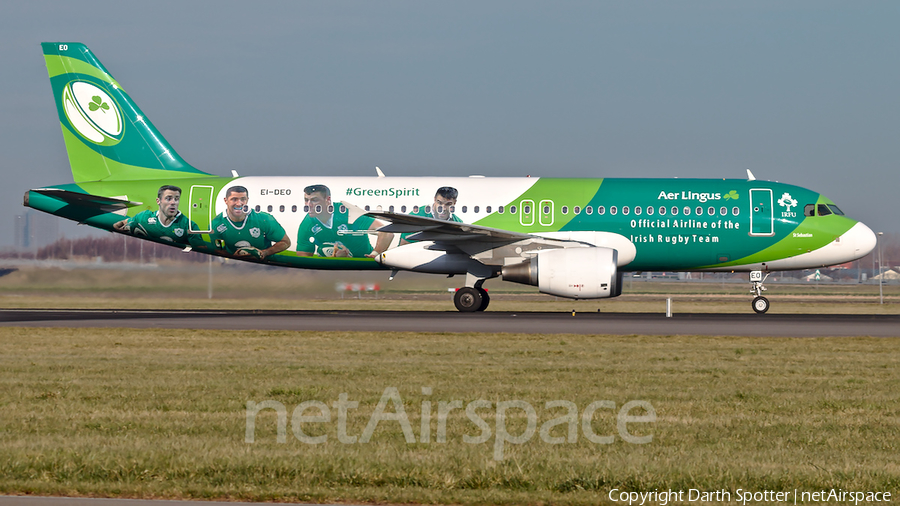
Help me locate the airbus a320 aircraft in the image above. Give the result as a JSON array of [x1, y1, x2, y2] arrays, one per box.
[[26, 43, 877, 313]]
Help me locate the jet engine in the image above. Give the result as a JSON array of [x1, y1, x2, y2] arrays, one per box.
[[501, 247, 622, 299]]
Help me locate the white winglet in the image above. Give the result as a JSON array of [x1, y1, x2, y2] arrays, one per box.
[[746, 169, 756, 181], [375, 166, 386, 178], [231, 170, 239, 177]]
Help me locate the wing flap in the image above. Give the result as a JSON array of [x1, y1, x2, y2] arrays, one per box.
[[366, 211, 531, 242]]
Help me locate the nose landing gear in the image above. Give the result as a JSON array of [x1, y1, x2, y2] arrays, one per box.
[[750, 270, 770, 314]]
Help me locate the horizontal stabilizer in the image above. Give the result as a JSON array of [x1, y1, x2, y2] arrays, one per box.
[[31, 188, 142, 211]]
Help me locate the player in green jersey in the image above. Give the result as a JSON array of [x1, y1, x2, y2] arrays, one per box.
[[113, 185, 201, 246], [210, 186, 291, 260], [296, 184, 393, 258], [400, 186, 463, 244]]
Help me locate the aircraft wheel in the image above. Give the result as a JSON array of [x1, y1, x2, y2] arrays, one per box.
[[476, 288, 490, 311], [454, 287, 483, 312], [752, 296, 770, 314]]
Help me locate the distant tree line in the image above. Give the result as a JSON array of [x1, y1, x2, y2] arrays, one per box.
[[3, 234, 208, 263]]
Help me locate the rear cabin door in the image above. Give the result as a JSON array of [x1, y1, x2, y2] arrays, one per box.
[[749, 188, 774, 236], [189, 185, 214, 233]]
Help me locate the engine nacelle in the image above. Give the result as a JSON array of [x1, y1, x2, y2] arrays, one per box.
[[375, 241, 484, 274], [501, 247, 622, 299]]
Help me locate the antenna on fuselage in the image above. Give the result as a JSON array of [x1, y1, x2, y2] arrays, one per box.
[[746, 169, 756, 181], [375, 166, 386, 177]]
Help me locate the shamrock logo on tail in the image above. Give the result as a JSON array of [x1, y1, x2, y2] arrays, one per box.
[[724, 190, 740, 200], [89, 96, 110, 113]]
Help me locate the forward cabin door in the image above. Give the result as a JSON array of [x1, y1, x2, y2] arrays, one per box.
[[189, 185, 214, 233], [749, 188, 774, 236]]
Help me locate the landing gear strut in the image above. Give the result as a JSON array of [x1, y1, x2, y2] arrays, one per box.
[[750, 270, 770, 314]]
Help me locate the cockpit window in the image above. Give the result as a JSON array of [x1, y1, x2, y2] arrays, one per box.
[[827, 205, 844, 216], [817, 204, 832, 216], [804, 204, 815, 217]]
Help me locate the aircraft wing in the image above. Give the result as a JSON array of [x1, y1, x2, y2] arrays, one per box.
[[31, 189, 142, 211], [366, 211, 531, 243]]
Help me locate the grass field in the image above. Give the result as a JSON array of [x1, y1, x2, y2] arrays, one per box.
[[0, 262, 897, 314], [1, 327, 898, 504]]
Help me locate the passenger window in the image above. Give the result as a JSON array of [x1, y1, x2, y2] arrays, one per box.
[[659, 206, 666, 215], [304, 205, 309, 212], [268, 205, 273, 212], [279, 205, 285, 213], [510, 205, 517, 214], [401, 205, 407, 213], [425, 205, 431, 214], [586, 206, 593, 215], [646, 206, 654, 216], [255, 205, 261, 212], [817, 204, 832, 216], [462, 206, 468, 213], [732, 207, 739, 216], [671, 206, 679, 216], [573, 206, 580, 214], [720, 206, 727, 216], [389, 205, 394, 213], [542, 205, 549, 214], [804, 204, 815, 217], [696, 206, 703, 216], [327, 205, 334, 213], [523, 205, 530, 214], [622, 206, 630, 215], [683, 206, 691, 216], [561, 206, 568, 215], [707, 207, 715, 216], [610, 206, 617, 215], [597, 206, 605, 215], [498, 205, 504, 214], [340, 205, 346, 213], [486, 206, 492, 213], [314, 205, 321, 213], [365, 205, 370, 211], [474, 206, 479, 214], [635, 206, 642, 215], [291, 205, 297, 212]]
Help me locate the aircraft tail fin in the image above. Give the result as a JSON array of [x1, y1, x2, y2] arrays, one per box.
[[41, 42, 212, 183]]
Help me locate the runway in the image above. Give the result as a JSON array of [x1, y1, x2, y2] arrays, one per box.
[[1, 309, 898, 337]]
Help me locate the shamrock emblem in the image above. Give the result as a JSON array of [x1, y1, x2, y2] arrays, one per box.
[[724, 190, 740, 200], [89, 96, 110, 113]]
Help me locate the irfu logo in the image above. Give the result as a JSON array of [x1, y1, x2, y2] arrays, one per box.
[[778, 192, 798, 218]]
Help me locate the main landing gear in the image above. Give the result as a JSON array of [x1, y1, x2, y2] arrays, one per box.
[[454, 286, 490, 312], [453, 271, 493, 312], [750, 270, 770, 314]]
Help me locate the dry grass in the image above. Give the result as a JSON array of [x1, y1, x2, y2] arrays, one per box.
[[1, 328, 898, 504]]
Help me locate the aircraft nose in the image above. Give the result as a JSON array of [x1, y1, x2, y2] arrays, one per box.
[[844, 221, 877, 258]]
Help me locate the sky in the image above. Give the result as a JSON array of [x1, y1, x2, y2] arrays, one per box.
[[2, 0, 898, 246]]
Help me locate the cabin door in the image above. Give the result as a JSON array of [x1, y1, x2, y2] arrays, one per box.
[[749, 188, 774, 236], [189, 185, 214, 233]]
